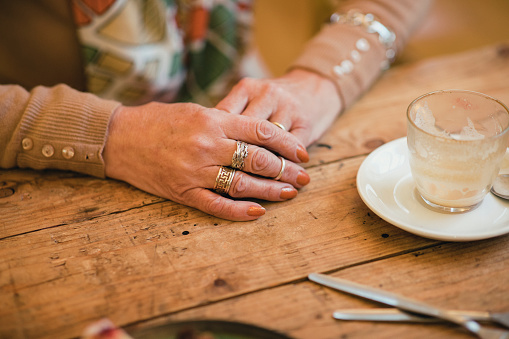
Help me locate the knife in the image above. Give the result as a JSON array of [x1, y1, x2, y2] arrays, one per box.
[[308, 273, 509, 339]]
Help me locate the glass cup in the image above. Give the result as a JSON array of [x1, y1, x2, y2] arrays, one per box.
[[407, 89, 509, 213]]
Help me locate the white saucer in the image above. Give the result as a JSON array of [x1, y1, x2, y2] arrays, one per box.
[[356, 137, 509, 241]]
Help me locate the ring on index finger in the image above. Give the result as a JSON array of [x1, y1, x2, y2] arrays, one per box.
[[272, 122, 286, 131], [231, 141, 249, 170], [274, 157, 286, 181]]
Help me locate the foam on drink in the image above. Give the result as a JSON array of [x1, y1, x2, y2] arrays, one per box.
[[414, 101, 485, 140], [413, 101, 449, 138]]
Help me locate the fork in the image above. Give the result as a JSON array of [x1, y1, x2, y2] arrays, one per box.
[[332, 308, 509, 329]]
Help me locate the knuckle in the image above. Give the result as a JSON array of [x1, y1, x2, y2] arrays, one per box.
[[261, 82, 278, 96], [232, 77, 258, 94], [266, 185, 282, 200], [188, 134, 213, 156], [254, 120, 276, 142], [256, 183, 279, 201], [285, 95, 300, 110], [206, 195, 233, 216], [191, 134, 208, 148], [190, 106, 215, 126], [238, 79, 280, 98], [228, 172, 249, 196], [237, 77, 255, 88], [250, 148, 272, 173]]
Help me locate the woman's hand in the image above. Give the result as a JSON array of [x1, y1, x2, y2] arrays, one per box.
[[215, 69, 343, 146], [103, 102, 310, 221]]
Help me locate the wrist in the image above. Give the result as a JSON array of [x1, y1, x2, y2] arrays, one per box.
[[285, 68, 343, 114], [103, 105, 128, 180]]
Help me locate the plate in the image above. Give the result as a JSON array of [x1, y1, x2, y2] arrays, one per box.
[[126, 320, 293, 339], [356, 137, 509, 241]]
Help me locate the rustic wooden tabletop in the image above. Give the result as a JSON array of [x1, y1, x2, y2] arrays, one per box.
[[1, 41, 509, 339]]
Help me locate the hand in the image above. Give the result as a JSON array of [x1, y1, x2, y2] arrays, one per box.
[[215, 69, 343, 146], [103, 102, 310, 221]]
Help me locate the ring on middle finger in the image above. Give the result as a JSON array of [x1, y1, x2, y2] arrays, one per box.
[[231, 140, 249, 170]]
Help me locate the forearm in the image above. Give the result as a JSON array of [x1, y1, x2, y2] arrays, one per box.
[[0, 84, 120, 178], [290, 0, 432, 111]]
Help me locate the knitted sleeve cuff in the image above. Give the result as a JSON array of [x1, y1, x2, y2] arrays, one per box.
[[15, 84, 121, 178]]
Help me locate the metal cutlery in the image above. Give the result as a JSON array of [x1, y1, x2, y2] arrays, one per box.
[[491, 174, 509, 200], [332, 308, 509, 329], [308, 273, 509, 339]]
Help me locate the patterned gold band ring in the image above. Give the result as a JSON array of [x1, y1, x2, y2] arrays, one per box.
[[231, 141, 249, 170], [274, 157, 286, 181], [272, 122, 286, 131], [214, 166, 236, 195]]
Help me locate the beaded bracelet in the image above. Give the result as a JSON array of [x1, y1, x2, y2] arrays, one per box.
[[330, 10, 397, 76]]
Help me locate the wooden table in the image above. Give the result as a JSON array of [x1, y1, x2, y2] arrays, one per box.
[[2, 41, 509, 339]]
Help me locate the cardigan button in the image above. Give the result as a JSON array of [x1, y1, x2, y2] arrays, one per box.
[[22, 138, 34, 150], [42, 144, 55, 158], [62, 146, 75, 159]]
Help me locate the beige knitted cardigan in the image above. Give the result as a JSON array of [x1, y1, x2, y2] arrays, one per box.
[[0, 0, 430, 178]]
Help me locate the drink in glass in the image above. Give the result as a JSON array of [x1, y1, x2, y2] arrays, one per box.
[[407, 90, 509, 212]]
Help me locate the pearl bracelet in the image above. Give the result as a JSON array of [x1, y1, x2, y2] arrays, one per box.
[[330, 10, 397, 72]]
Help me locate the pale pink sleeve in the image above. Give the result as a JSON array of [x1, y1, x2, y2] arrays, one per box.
[[290, 0, 432, 110], [0, 84, 120, 178]]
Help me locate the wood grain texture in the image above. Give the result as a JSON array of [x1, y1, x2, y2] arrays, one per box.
[[126, 236, 509, 339], [1, 41, 509, 339], [0, 156, 439, 338]]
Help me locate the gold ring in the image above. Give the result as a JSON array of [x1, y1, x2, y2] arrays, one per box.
[[231, 141, 249, 170], [272, 122, 286, 131], [214, 166, 236, 195], [274, 157, 286, 181]]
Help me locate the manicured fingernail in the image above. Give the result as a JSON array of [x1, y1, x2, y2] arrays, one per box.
[[280, 187, 298, 200], [297, 145, 309, 163], [297, 171, 310, 186], [247, 206, 266, 217]]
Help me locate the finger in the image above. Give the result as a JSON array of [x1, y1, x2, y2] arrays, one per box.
[[246, 148, 309, 188], [287, 124, 312, 147], [207, 165, 300, 200], [215, 84, 249, 115], [227, 170, 299, 201], [223, 93, 296, 136], [221, 142, 309, 188], [240, 99, 295, 137], [224, 114, 309, 163], [185, 188, 266, 221], [217, 79, 278, 120], [235, 92, 274, 120], [216, 139, 308, 186]]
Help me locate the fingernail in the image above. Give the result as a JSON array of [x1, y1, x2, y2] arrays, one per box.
[[297, 171, 310, 186], [297, 145, 309, 163], [280, 187, 298, 200], [247, 206, 266, 217]]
